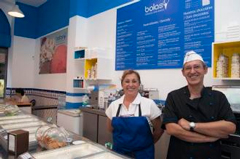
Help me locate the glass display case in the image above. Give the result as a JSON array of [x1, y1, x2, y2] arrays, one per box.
[[0, 114, 32, 120], [0, 104, 130, 159], [36, 125, 53, 148], [32, 143, 129, 159], [3, 104, 20, 116], [82, 152, 126, 159], [212, 85, 240, 113], [0, 118, 39, 125], [0, 111, 47, 151], [1, 121, 46, 130], [41, 127, 68, 150], [32, 143, 103, 159]]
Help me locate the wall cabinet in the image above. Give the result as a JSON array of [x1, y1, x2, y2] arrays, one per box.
[[73, 48, 112, 89], [212, 41, 240, 80]]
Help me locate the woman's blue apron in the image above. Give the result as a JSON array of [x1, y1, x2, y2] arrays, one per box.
[[112, 104, 154, 159]]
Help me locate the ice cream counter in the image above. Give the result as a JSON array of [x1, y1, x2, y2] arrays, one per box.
[[0, 110, 131, 159], [80, 107, 170, 159], [80, 107, 113, 145]]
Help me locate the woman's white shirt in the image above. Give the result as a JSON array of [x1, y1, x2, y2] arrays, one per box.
[[105, 93, 161, 120], [21, 95, 29, 103]]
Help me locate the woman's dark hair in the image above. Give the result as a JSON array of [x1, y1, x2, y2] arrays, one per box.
[[121, 70, 141, 85], [15, 88, 25, 96]]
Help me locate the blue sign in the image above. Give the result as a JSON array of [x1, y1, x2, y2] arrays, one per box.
[[116, 0, 214, 70]]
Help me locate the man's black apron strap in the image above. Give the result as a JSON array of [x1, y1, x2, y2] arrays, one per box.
[[116, 104, 142, 117]]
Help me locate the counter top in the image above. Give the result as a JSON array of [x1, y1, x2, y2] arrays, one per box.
[[58, 109, 81, 117], [17, 103, 32, 107], [80, 107, 106, 116], [0, 108, 130, 159], [32, 105, 58, 110]]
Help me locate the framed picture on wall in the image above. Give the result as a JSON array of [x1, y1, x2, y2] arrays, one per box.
[[39, 28, 68, 74]]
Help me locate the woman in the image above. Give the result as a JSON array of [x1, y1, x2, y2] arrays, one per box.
[[15, 88, 30, 103], [105, 70, 163, 159]]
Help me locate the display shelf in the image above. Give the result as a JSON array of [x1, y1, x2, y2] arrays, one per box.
[[73, 47, 112, 89], [73, 78, 84, 88], [212, 40, 240, 80], [74, 47, 87, 59], [75, 58, 85, 61]]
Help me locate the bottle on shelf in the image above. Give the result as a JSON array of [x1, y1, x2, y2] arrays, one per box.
[[216, 54, 229, 78], [231, 53, 240, 78]]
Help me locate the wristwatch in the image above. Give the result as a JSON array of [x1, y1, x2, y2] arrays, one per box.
[[189, 122, 196, 132]]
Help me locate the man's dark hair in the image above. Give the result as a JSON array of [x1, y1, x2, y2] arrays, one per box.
[[15, 88, 25, 96]]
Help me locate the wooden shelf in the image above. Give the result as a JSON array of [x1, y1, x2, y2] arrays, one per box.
[[73, 47, 112, 88]]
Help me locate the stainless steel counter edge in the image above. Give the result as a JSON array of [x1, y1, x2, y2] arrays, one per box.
[[57, 109, 81, 117], [80, 107, 106, 117]]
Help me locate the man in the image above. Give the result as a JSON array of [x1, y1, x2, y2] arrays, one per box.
[[162, 51, 236, 159]]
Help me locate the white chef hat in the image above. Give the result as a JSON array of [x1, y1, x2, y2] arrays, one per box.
[[183, 51, 204, 66]]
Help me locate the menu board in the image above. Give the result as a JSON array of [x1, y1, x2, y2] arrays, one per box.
[[116, 0, 214, 70]]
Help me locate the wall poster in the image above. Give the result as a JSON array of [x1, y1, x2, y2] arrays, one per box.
[[116, 0, 214, 70], [39, 28, 68, 74]]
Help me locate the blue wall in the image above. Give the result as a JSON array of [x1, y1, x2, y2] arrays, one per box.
[[14, 0, 132, 39], [14, 3, 38, 39], [69, 0, 88, 18], [87, 0, 132, 17], [14, 0, 69, 38], [0, 9, 11, 47], [37, 0, 70, 37], [69, 0, 132, 18]]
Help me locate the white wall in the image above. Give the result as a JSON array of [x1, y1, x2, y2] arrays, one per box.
[[8, 36, 35, 88], [10, 36, 35, 87], [85, 0, 240, 100], [215, 0, 240, 36]]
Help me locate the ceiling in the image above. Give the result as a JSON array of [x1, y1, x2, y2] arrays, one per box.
[[16, 0, 47, 7]]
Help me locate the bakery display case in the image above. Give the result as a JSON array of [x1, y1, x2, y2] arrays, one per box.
[[0, 114, 32, 121], [82, 152, 126, 159], [32, 143, 104, 159], [0, 111, 47, 151], [36, 125, 68, 150], [1, 121, 46, 130], [32, 142, 129, 159], [0, 118, 39, 125], [0, 104, 130, 159]]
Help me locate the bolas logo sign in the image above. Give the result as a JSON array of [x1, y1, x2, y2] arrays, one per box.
[[145, 0, 170, 14]]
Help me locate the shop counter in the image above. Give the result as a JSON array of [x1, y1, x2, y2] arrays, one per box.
[[17, 103, 32, 114], [80, 107, 112, 145], [57, 109, 83, 135], [0, 106, 130, 159]]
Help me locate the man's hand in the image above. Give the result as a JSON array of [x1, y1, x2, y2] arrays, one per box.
[[178, 118, 236, 138], [178, 118, 190, 131]]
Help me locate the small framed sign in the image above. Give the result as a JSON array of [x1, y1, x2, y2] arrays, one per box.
[[8, 130, 29, 156]]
